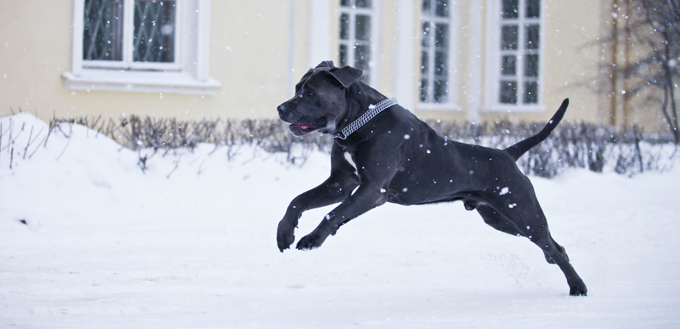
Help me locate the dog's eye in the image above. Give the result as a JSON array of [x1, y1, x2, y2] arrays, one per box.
[[307, 91, 314, 97]]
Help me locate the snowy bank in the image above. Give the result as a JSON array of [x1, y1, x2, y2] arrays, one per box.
[[1, 114, 679, 328]]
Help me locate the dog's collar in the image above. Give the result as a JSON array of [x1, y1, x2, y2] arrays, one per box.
[[334, 97, 398, 140]]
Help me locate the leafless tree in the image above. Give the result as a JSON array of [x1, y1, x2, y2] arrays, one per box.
[[603, 0, 680, 143]]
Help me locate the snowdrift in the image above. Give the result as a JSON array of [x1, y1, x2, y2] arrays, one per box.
[[1, 113, 679, 328]]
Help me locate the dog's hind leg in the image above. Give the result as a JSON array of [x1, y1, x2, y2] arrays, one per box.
[[477, 197, 587, 296], [476, 204, 524, 236], [477, 204, 569, 264], [532, 233, 587, 296]]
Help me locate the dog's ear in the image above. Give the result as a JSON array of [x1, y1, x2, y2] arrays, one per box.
[[328, 66, 363, 88], [315, 61, 335, 69]]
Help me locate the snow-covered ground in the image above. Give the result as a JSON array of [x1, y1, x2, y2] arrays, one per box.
[[1, 113, 679, 328]]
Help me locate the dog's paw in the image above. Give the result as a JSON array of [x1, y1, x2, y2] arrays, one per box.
[[277, 221, 296, 252], [569, 285, 588, 297], [277, 232, 295, 252], [296, 231, 328, 250], [568, 280, 588, 296]]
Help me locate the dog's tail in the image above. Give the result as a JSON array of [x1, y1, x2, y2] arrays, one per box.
[[504, 98, 569, 161]]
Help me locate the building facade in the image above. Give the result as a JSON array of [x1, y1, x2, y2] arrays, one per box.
[[0, 0, 667, 133]]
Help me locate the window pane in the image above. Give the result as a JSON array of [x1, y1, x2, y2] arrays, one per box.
[[133, 0, 176, 63], [501, 25, 518, 50], [83, 0, 124, 61], [501, 55, 516, 75], [524, 81, 539, 103], [341, 0, 351, 7], [502, 0, 519, 19], [340, 13, 350, 40], [420, 78, 429, 102], [524, 54, 539, 77], [354, 44, 371, 70], [422, 0, 432, 13], [435, 23, 449, 48], [500, 81, 518, 104], [339, 44, 348, 66], [526, 0, 540, 18], [435, 50, 448, 76], [435, 0, 449, 17], [356, 0, 372, 8], [421, 51, 429, 74], [525, 24, 540, 49], [355, 15, 371, 41], [422, 22, 431, 47], [434, 78, 448, 103]]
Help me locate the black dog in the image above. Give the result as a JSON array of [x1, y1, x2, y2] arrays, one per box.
[[276, 61, 587, 296]]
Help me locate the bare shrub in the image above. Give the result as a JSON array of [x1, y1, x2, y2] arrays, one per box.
[[37, 115, 675, 177]]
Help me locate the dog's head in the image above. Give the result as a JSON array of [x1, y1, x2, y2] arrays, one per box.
[[277, 61, 362, 137]]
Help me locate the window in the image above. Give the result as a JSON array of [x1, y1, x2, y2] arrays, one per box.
[[487, 0, 543, 109], [420, 0, 451, 104], [81, 0, 178, 69], [338, 0, 376, 85], [64, 0, 220, 94]]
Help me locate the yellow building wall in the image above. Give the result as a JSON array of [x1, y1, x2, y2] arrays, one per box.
[[416, 0, 609, 127], [0, 0, 670, 135], [0, 0, 293, 121]]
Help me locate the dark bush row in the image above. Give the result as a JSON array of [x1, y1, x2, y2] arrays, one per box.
[[50, 115, 676, 177]]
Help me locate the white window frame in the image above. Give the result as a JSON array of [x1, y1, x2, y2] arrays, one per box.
[[63, 0, 220, 95], [417, 0, 460, 112], [337, 0, 381, 89], [484, 0, 545, 113]]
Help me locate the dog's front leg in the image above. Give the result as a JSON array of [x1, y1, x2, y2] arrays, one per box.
[[277, 175, 357, 251], [277, 145, 359, 252], [296, 183, 387, 250]]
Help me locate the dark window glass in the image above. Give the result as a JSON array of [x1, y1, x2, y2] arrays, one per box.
[[435, 51, 448, 76], [422, 22, 431, 47], [340, 13, 350, 40], [420, 79, 429, 102], [524, 54, 539, 77], [501, 25, 518, 50], [355, 15, 371, 41], [341, 0, 351, 7], [526, 0, 540, 18], [83, 0, 124, 61], [524, 81, 539, 103], [525, 24, 539, 49], [422, 0, 431, 12], [354, 44, 371, 71], [435, 0, 449, 17], [501, 55, 516, 76], [500, 80, 518, 104], [133, 0, 176, 63], [435, 23, 449, 48], [356, 0, 371, 8], [421, 51, 429, 74], [339, 44, 348, 66], [502, 0, 519, 19], [434, 78, 448, 103]]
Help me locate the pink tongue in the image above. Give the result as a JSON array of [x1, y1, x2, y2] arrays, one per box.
[[300, 125, 309, 129]]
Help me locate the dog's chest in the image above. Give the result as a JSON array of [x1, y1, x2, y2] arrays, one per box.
[[344, 151, 358, 174]]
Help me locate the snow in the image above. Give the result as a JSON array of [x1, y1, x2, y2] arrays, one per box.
[[1, 113, 680, 328]]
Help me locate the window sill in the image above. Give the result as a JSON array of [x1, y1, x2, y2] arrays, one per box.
[[416, 103, 463, 112], [482, 104, 546, 114], [62, 70, 222, 95]]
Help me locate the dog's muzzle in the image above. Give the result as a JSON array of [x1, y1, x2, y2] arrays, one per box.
[[278, 102, 329, 137]]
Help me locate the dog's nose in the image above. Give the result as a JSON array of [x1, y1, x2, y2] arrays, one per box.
[[277, 104, 287, 114]]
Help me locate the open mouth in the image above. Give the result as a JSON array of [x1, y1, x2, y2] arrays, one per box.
[[289, 118, 328, 136]]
